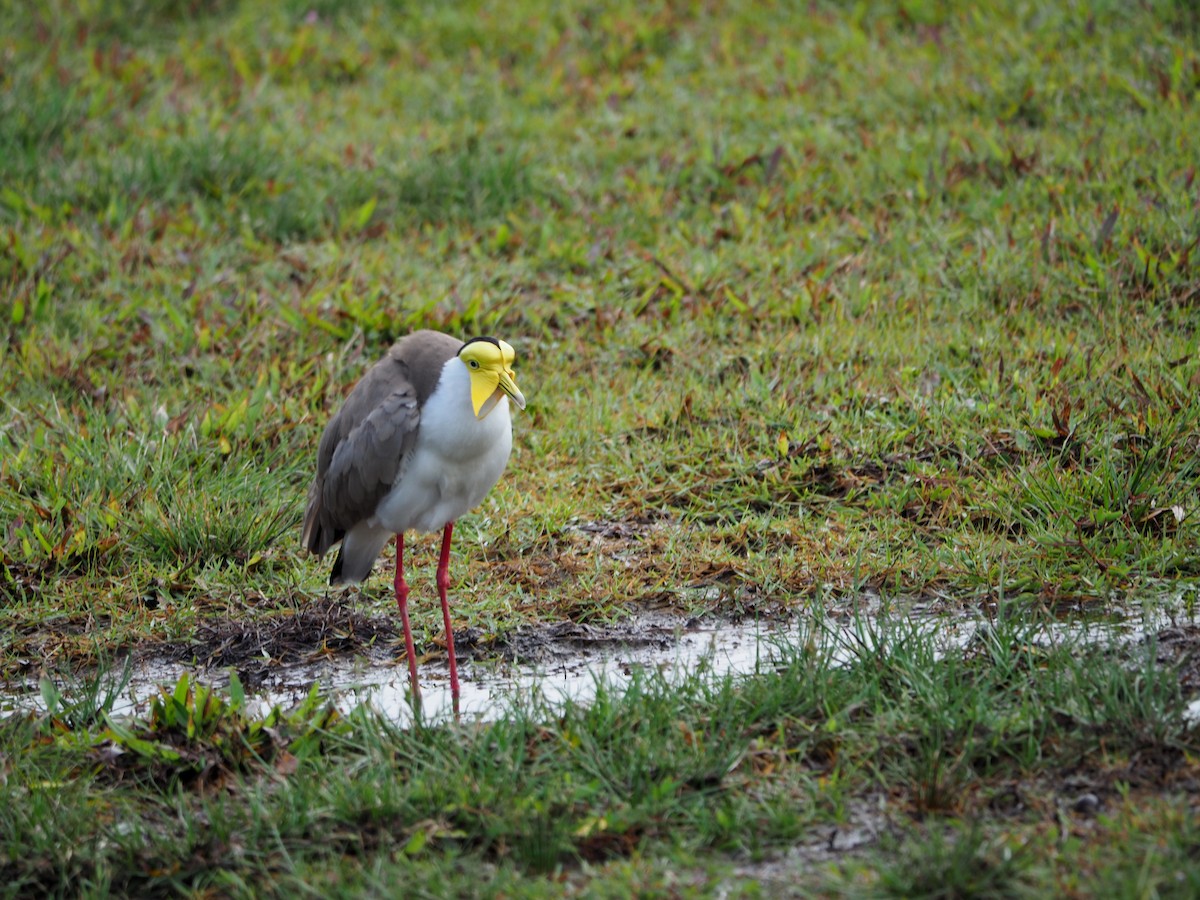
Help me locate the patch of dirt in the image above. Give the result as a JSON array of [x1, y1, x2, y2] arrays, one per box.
[[158, 595, 723, 689], [723, 792, 893, 891], [164, 597, 399, 687], [1151, 624, 1200, 693], [457, 614, 695, 665]]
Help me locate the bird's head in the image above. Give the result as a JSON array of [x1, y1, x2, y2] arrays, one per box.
[[458, 337, 527, 419]]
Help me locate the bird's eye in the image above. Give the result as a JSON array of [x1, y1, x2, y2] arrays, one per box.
[[469, 359, 480, 369]]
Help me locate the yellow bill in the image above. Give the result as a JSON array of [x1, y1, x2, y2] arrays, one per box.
[[467, 338, 526, 418]]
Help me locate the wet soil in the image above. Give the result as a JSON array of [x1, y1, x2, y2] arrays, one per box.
[[158, 594, 754, 689], [166, 596, 402, 686], [6, 594, 1200, 878], [1153, 624, 1200, 694], [9, 591, 1200, 733]]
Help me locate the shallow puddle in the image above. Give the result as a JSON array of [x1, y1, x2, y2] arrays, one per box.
[[3, 614, 844, 724], [5, 601, 1193, 727], [277, 616, 786, 724], [151, 615, 815, 726]]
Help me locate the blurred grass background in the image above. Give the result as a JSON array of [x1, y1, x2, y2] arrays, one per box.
[[1, 0, 1198, 668]]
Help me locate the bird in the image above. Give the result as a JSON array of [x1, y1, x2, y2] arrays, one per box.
[[301, 330, 526, 710]]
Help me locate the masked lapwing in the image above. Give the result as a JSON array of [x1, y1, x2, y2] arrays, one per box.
[[301, 330, 526, 709]]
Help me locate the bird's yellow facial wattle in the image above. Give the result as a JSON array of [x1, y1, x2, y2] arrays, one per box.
[[459, 338, 526, 419]]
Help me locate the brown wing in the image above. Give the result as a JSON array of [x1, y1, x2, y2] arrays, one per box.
[[301, 331, 462, 557]]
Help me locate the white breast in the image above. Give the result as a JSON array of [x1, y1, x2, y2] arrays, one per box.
[[371, 357, 513, 535]]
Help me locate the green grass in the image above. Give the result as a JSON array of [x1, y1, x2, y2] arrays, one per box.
[[2, 0, 1200, 892], [4, 617, 1198, 896]]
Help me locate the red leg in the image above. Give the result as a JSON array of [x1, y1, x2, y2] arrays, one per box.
[[436, 521, 460, 712], [394, 534, 421, 708]]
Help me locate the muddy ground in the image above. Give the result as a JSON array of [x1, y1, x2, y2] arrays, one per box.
[[163, 601, 1200, 884], [6, 593, 1199, 884], [147, 595, 768, 689], [8, 592, 1198, 726], [116, 595, 1200, 719]]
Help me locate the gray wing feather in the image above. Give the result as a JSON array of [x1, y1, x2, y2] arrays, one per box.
[[324, 390, 418, 524], [301, 359, 422, 558]]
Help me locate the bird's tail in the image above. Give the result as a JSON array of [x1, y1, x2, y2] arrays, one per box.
[[329, 522, 393, 585]]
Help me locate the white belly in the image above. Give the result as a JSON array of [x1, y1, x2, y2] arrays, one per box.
[[371, 362, 513, 535]]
